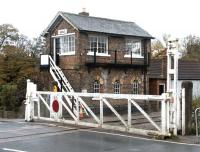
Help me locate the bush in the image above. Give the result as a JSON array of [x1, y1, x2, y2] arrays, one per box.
[[0, 85, 17, 111], [192, 97, 200, 110], [0, 80, 26, 112]]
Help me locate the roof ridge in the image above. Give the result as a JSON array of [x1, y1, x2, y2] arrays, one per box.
[[60, 11, 136, 24]]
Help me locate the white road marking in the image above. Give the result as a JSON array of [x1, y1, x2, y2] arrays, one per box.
[[2, 148, 27, 152]]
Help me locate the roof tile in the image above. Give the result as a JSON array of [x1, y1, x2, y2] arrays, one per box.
[[61, 12, 153, 38]]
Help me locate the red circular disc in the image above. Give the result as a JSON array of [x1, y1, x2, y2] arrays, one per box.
[[52, 100, 59, 112]]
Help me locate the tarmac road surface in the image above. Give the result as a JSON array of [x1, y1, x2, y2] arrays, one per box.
[[0, 119, 200, 152]]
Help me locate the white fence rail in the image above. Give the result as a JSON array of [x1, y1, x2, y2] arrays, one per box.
[[25, 80, 171, 137]]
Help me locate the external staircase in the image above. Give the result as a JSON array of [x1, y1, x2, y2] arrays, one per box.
[[48, 55, 88, 116]]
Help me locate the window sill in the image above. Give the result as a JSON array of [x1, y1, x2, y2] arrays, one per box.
[[87, 52, 111, 57], [124, 54, 144, 58], [59, 52, 75, 56]]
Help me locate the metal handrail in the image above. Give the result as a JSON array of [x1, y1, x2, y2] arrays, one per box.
[[195, 107, 200, 136]]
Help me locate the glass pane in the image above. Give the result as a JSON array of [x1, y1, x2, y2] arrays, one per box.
[[133, 80, 139, 94], [98, 36, 107, 53], [89, 36, 107, 54], [114, 81, 120, 94], [125, 39, 141, 56], [56, 38, 60, 53], [94, 81, 100, 93], [58, 35, 75, 53], [89, 37, 97, 52]]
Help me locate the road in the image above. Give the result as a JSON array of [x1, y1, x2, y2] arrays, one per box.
[[0, 119, 200, 152]]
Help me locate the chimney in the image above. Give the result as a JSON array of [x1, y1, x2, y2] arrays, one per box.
[[79, 8, 89, 16]]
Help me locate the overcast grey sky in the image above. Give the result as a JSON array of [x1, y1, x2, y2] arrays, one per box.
[[0, 0, 199, 40]]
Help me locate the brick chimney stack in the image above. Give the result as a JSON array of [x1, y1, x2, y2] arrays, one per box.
[[79, 8, 89, 16]]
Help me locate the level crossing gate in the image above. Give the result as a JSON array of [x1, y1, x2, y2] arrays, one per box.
[[25, 79, 171, 137]]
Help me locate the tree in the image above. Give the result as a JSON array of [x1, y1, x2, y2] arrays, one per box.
[[0, 24, 44, 112], [31, 36, 47, 57], [151, 34, 172, 59], [0, 24, 19, 49], [151, 39, 165, 59], [0, 46, 37, 84], [181, 35, 200, 61], [0, 23, 52, 113]]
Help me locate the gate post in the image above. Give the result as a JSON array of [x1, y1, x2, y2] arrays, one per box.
[[25, 79, 36, 122], [161, 93, 170, 135], [166, 38, 179, 135], [181, 81, 193, 135]]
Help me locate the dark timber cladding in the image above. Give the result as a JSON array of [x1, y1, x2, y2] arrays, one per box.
[[149, 58, 200, 95], [43, 11, 153, 95]]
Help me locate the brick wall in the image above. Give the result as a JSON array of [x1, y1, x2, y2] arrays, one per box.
[[45, 18, 151, 95], [63, 67, 145, 94], [149, 79, 166, 95]]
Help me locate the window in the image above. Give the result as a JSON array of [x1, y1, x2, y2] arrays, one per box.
[[133, 80, 140, 94], [94, 80, 100, 93], [55, 34, 75, 55], [114, 80, 120, 94], [159, 84, 165, 95], [125, 39, 142, 57], [89, 36, 108, 54]]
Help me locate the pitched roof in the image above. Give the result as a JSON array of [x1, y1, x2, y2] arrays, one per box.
[[43, 12, 153, 38], [149, 58, 200, 80]]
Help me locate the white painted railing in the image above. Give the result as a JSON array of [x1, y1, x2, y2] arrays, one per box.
[[48, 55, 87, 115], [49, 56, 74, 92], [25, 80, 171, 137]]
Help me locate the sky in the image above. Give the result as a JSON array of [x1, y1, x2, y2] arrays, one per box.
[[0, 0, 200, 41]]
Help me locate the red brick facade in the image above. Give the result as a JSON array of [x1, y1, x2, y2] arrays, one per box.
[[45, 15, 151, 94]]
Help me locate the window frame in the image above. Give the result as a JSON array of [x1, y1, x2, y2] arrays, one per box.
[[114, 80, 121, 94], [88, 35, 110, 56], [133, 80, 140, 94], [125, 38, 143, 58], [93, 80, 100, 93], [53, 33, 75, 56]]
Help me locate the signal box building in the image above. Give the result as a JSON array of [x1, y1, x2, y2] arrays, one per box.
[[42, 11, 153, 95]]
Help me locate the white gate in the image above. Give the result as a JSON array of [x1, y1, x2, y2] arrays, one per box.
[[25, 80, 171, 137]]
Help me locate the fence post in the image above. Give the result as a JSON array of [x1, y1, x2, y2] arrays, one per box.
[[25, 79, 35, 122], [181, 81, 193, 135], [181, 88, 185, 135], [128, 99, 132, 128], [100, 96, 103, 126], [161, 93, 168, 135], [37, 98, 40, 119], [75, 96, 80, 124]]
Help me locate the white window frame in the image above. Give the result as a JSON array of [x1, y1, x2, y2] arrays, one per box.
[[87, 35, 110, 57], [114, 81, 121, 94], [53, 33, 75, 56], [125, 39, 143, 58], [133, 80, 140, 94], [94, 80, 100, 93]]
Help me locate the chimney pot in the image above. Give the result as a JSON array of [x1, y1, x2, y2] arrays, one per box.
[[79, 8, 89, 16]]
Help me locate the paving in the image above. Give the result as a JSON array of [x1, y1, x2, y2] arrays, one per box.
[[0, 119, 200, 152]]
